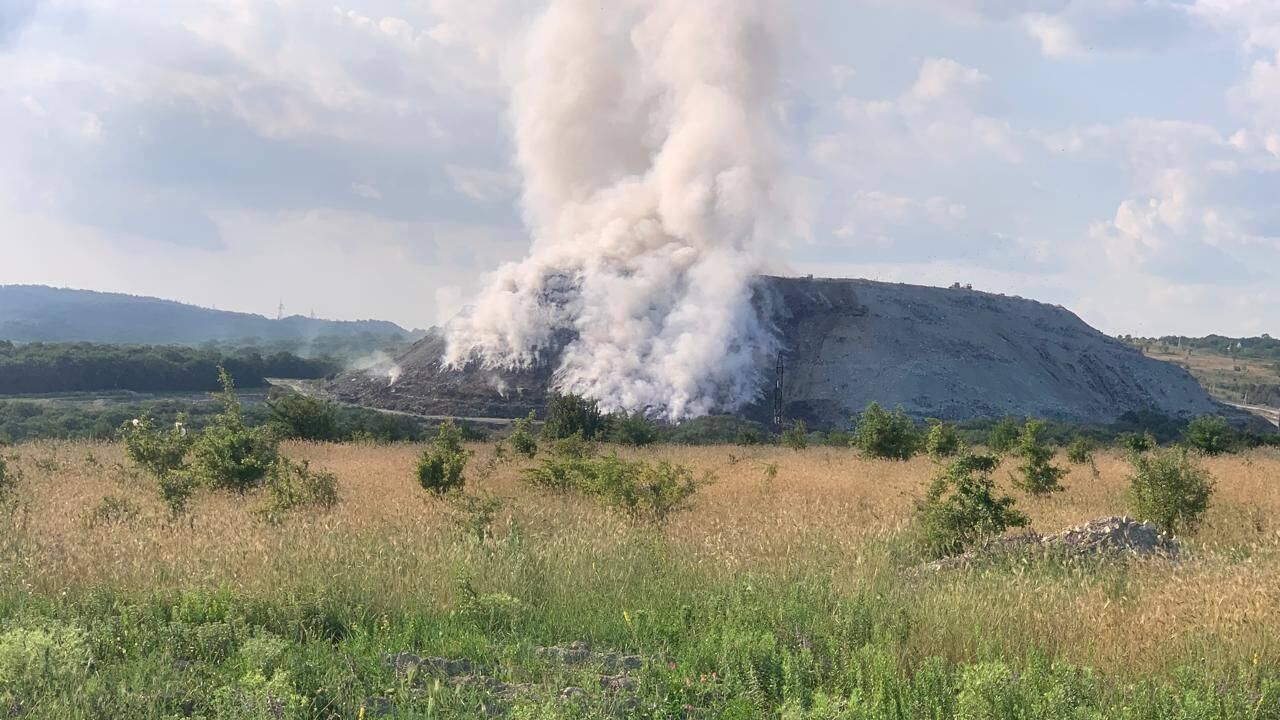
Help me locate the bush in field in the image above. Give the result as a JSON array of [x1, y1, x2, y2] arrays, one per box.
[[415, 419, 468, 494], [524, 452, 711, 525], [1066, 436, 1095, 465], [0, 621, 92, 692], [735, 426, 762, 446], [542, 393, 608, 441], [509, 412, 538, 459], [1183, 415, 1234, 456], [1012, 420, 1067, 496], [447, 491, 505, 542], [782, 420, 809, 451], [852, 402, 919, 460], [189, 369, 279, 493], [0, 453, 20, 509], [925, 419, 963, 461], [550, 431, 596, 460], [1128, 447, 1214, 534], [119, 414, 193, 479], [1119, 431, 1157, 454], [255, 458, 339, 525], [611, 412, 658, 447], [987, 417, 1020, 454], [917, 453, 1029, 559], [266, 392, 338, 441]]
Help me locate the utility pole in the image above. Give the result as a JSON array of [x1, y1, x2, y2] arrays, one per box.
[[773, 355, 785, 429]]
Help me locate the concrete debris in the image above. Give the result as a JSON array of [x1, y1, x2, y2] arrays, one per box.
[[925, 516, 1180, 571]]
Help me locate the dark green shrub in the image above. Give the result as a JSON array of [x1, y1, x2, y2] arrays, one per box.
[[266, 392, 338, 441], [852, 402, 919, 460], [189, 369, 279, 493], [917, 453, 1029, 559], [1119, 431, 1157, 453], [824, 429, 853, 447], [550, 431, 596, 460], [1183, 415, 1234, 456], [255, 458, 340, 525], [1066, 436, 1095, 465], [735, 426, 762, 446], [509, 412, 538, 459], [925, 419, 963, 461], [987, 417, 1020, 454], [611, 412, 658, 447], [1012, 420, 1067, 495], [1128, 447, 1214, 534], [524, 453, 711, 525], [782, 421, 809, 451], [415, 419, 468, 494], [542, 393, 607, 441]]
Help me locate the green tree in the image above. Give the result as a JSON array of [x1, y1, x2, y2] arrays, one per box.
[[1119, 431, 1158, 454], [1183, 415, 1234, 456], [266, 392, 338, 442], [1065, 436, 1095, 465], [542, 393, 608, 441], [917, 453, 1029, 559], [119, 414, 193, 479], [987, 417, 1020, 454], [1128, 447, 1214, 534], [924, 419, 963, 461], [1012, 420, 1067, 496], [188, 368, 280, 493], [610, 412, 658, 447], [781, 420, 809, 451], [416, 419, 469, 494], [509, 412, 538, 459], [852, 402, 919, 460]]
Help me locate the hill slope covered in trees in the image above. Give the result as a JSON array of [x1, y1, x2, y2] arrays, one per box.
[[0, 285, 419, 350]]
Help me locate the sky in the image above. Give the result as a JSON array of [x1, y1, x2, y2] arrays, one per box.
[[0, 0, 1277, 336]]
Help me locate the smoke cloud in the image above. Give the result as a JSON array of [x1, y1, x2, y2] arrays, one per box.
[[445, 0, 786, 420]]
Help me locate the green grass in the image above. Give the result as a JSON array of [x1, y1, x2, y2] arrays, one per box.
[[2, 533, 1278, 719]]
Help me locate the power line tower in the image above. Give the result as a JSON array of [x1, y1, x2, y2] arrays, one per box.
[[773, 355, 785, 429]]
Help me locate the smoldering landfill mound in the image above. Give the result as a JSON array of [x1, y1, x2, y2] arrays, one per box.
[[331, 275, 1223, 427]]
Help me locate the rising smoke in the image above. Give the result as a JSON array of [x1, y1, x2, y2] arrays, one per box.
[[445, 0, 786, 420]]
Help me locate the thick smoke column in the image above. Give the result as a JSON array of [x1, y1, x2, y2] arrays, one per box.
[[445, 0, 784, 420]]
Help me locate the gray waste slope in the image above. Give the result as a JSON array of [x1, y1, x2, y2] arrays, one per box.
[[333, 276, 1223, 426]]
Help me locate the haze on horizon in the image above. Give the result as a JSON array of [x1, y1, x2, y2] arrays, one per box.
[[1, 0, 1278, 337]]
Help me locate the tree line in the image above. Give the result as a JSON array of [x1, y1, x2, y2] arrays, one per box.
[[0, 342, 339, 395]]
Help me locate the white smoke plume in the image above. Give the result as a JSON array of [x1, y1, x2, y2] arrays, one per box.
[[445, 0, 786, 420]]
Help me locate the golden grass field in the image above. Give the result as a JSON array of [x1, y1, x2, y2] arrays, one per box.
[[5, 440, 1280, 682]]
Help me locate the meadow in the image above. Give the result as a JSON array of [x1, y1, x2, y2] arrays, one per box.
[[2, 440, 1280, 718]]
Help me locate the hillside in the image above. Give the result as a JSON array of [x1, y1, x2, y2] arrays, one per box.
[[334, 276, 1225, 426], [0, 285, 419, 350], [1128, 336, 1280, 420]]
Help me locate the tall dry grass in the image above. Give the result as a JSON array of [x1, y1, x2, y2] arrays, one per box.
[[4, 440, 1280, 679]]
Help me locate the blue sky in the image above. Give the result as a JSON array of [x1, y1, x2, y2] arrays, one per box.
[[1, 0, 1277, 335]]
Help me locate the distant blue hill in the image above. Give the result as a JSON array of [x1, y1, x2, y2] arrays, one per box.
[[0, 285, 419, 347]]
